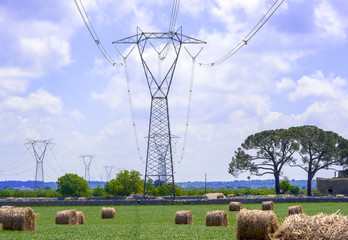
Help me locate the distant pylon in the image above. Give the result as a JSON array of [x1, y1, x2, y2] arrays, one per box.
[[104, 166, 114, 182], [25, 139, 54, 189], [79, 154, 95, 181]]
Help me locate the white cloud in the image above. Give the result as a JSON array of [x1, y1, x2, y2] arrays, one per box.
[[1, 89, 63, 114], [288, 71, 347, 101], [314, 1, 347, 39], [276, 77, 296, 92]]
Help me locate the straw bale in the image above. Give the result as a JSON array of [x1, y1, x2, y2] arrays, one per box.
[[267, 195, 276, 198], [101, 207, 116, 219], [0, 206, 14, 223], [155, 196, 165, 200], [55, 210, 78, 225], [262, 201, 274, 210], [273, 213, 348, 240], [37, 197, 46, 202], [236, 209, 279, 240], [205, 193, 226, 200], [126, 196, 135, 200], [64, 197, 74, 201], [288, 205, 303, 216], [14, 197, 24, 202], [336, 194, 345, 197], [6, 197, 14, 201], [175, 210, 193, 224], [78, 197, 87, 201], [227, 194, 236, 198], [76, 211, 85, 225], [205, 210, 228, 226], [229, 202, 242, 211], [2, 207, 36, 231]]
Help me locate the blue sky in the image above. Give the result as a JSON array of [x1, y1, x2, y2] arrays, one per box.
[[0, 0, 348, 183]]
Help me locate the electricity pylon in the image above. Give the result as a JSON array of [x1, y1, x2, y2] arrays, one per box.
[[104, 166, 114, 182], [79, 154, 95, 181], [113, 27, 205, 198], [25, 139, 54, 189]]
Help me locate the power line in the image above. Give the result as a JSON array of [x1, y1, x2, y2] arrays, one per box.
[[74, 0, 122, 67], [199, 0, 285, 67]]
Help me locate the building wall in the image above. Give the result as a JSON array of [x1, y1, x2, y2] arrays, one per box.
[[317, 178, 348, 195]]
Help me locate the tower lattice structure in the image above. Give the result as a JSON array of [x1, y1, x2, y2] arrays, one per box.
[[25, 139, 54, 189], [79, 154, 95, 181], [114, 27, 205, 198]]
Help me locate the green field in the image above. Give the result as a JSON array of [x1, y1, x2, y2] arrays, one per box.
[[1, 202, 348, 239]]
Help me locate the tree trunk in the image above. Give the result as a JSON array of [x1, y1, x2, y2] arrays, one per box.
[[274, 172, 280, 194], [307, 172, 313, 196]]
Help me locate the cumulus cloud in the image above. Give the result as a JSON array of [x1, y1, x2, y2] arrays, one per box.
[[1, 89, 63, 114], [288, 71, 347, 101]]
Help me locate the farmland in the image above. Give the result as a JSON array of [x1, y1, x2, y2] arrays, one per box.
[[1, 202, 348, 239]]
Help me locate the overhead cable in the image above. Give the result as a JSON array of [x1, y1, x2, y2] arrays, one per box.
[[74, 0, 122, 66], [199, 0, 284, 67]]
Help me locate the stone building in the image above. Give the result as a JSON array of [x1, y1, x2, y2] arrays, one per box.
[[316, 170, 348, 195]]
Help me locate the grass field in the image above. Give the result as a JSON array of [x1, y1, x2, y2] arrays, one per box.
[[1, 202, 348, 239]]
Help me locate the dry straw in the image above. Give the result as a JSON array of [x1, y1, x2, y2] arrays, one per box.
[[236, 209, 279, 240], [37, 197, 46, 202], [227, 194, 236, 198], [55, 210, 78, 225], [262, 201, 274, 210], [6, 197, 14, 201], [273, 212, 348, 240], [205, 193, 226, 200], [64, 197, 74, 201], [229, 202, 242, 211], [0, 206, 14, 223], [205, 210, 228, 226], [175, 210, 193, 224], [126, 196, 135, 200], [2, 207, 36, 231], [78, 197, 87, 201], [155, 196, 165, 200], [14, 197, 24, 202], [101, 207, 116, 219], [288, 205, 303, 216], [76, 211, 85, 225]]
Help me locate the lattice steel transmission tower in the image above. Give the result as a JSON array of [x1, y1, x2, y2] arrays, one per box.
[[104, 166, 114, 182], [113, 27, 205, 198], [79, 154, 95, 181], [25, 139, 54, 189]]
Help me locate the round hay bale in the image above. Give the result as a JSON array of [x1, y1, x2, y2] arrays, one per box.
[[76, 211, 85, 225], [0, 206, 14, 223], [175, 210, 193, 224], [205, 193, 226, 200], [236, 209, 279, 240], [126, 196, 135, 200], [64, 197, 74, 201], [78, 197, 87, 201], [37, 197, 46, 202], [101, 207, 116, 219], [205, 210, 228, 226], [273, 213, 348, 240], [2, 207, 36, 231], [229, 202, 242, 211], [155, 196, 165, 200], [6, 197, 14, 202], [14, 197, 25, 202], [336, 194, 345, 197], [55, 210, 78, 225], [267, 195, 276, 198], [227, 194, 236, 198], [262, 201, 274, 210], [288, 205, 303, 216]]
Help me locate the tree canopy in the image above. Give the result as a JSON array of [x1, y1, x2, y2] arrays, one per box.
[[289, 125, 348, 196], [229, 128, 298, 194], [56, 173, 89, 197], [108, 170, 143, 196]]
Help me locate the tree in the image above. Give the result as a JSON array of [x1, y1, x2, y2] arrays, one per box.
[[289, 125, 348, 196], [57, 173, 89, 197], [229, 129, 299, 194], [108, 170, 143, 196]]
